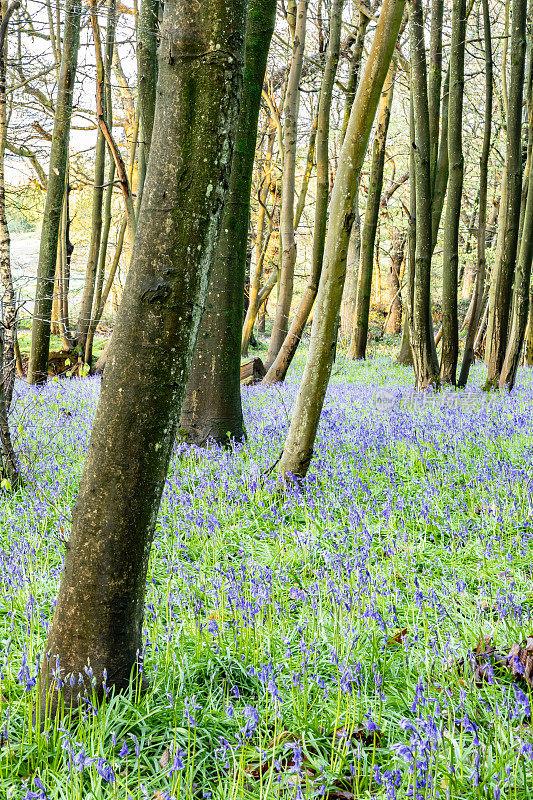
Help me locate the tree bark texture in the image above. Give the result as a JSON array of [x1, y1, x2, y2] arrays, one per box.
[[265, 0, 308, 369], [28, 0, 81, 384], [458, 0, 492, 387], [348, 56, 396, 360], [179, 0, 277, 444], [408, 0, 439, 389], [485, 0, 527, 386], [439, 0, 466, 384], [40, 0, 246, 714], [262, 0, 343, 384], [277, 0, 407, 479]]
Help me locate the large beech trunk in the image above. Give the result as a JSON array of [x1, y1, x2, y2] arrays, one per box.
[[439, 0, 466, 384], [40, 0, 246, 714], [28, 0, 81, 385], [278, 0, 406, 480], [485, 0, 527, 387], [262, 0, 343, 385], [265, 0, 308, 369], [179, 0, 276, 445]]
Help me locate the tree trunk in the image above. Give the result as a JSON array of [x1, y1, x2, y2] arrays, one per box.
[[136, 0, 159, 207], [439, 0, 466, 384], [458, 0, 492, 387], [85, 0, 116, 366], [277, 0, 406, 480], [40, 0, 246, 714], [28, 0, 81, 385], [384, 227, 405, 334], [77, 129, 106, 352], [396, 101, 416, 366], [430, 67, 449, 251], [500, 31, 533, 390], [428, 0, 443, 192], [0, 0, 19, 409], [179, 0, 277, 445], [265, 0, 308, 369], [262, 0, 343, 385], [485, 0, 527, 387], [348, 56, 396, 360], [241, 122, 275, 355], [339, 12, 369, 337], [408, 0, 439, 389]]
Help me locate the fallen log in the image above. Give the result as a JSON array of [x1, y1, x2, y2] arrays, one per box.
[[240, 357, 266, 385]]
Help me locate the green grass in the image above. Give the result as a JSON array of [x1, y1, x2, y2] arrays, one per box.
[[1, 336, 533, 799]]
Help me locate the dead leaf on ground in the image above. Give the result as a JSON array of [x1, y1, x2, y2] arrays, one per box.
[[508, 637, 533, 686], [159, 746, 170, 769], [388, 627, 408, 646]]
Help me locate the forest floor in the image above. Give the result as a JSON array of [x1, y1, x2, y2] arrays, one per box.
[[1, 336, 533, 799]]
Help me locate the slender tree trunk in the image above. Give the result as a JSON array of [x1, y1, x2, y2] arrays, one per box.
[[340, 9, 369, 145], [409, 0, 439, 389], [58, 183, 75, 350], [339, 14, 370, 337], [0, 0, 19, 409], [293, 109, 317, 229], [136, 0, 158, 207], [348, 56, 396, 360], [179, 0, 277, 444], [28, 0, 81, 385], [384, 227, 405, 334], [500, 28, 533, 389], [277, 0, 406, 480], [458, 0, 492, 387], [77, 129, 106, 352], [340, 210, 360, 336], [397, 102, 416, 366], [485, 0, 527, 387], [265, 0, 308, 369], [85, 0, 116, 366], [40, 0, 246, 715], [241, 123, 275, 355], [439, 0, 466, 384], [0, 328, 18, 488], [431, 67, 449, 251], [428, 0, 443, 192], [262, 0, 343, 385]]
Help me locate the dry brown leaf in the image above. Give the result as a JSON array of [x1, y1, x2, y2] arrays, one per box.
[[508, 639, 533, 686], [388, 628, 408, 646], [159, 746, 170, 769]]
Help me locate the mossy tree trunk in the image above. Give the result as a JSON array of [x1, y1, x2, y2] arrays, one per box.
[[265, 0, 308, 369], [408, 0, 439, 390], [136, 0, 159, 207], [485, 0, 527, 387], [348, 56, 396, 361], [439, 0, 466, 385], [500, 21, 533, 389], [458, 0, 492, 387], [28, 0, 81, 385], [277, 0, 407, 479], [40, 0, 246, 714], [179, 0, 277, 445], [262, 0, 343, 385], [0, 0, 20, 408]]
